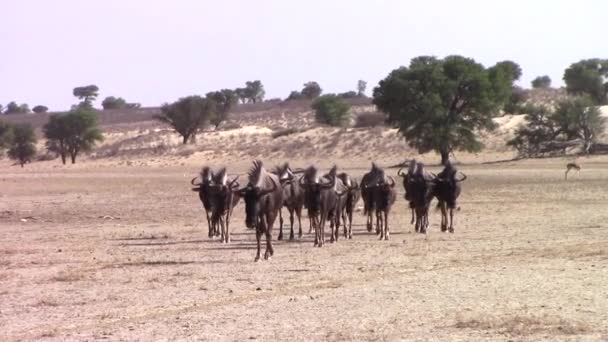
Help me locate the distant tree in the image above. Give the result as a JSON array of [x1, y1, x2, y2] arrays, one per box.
[[0, 120, 14, 153], [286, 91, 305, 101], [488, 60, 522, 113], [73, 85, 100, 108], [374, 55, 514, 165], [101, 96, 128, 110], [503, 86, 529, 114], [206, 89, 237, 128], [312, 94, 351, 126], [43, 109, 103, 164], [357, 80, 367, 97], [235, 88, 248, 104], [244, 80, 265, 103], [155, 96, 215, 144], [7, 123, 36, 167], [531, 75, 552, 89], [338, 91, 358, 99], [4, 102, 30, 114], [126, 103, 141, 109], [32, 105, 49, 113], [563, 59, 608, 104], [507, 105, 558, 157], [301, 81, 322, 99]]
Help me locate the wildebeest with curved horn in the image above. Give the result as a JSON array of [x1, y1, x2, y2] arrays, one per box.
[[191, 166, 217, 238], [207, 168, 240, 243], [272, 163, 305, 241], [402, 161, 435, 234], [363, 171, 396, 240], [360, 162, 385, 233], [397, 160, 417, 225], [233, 160, 282, 261], [433, 161, 467, 233]]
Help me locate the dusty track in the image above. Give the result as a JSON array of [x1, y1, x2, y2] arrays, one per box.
[[1, 159, 607, 341]]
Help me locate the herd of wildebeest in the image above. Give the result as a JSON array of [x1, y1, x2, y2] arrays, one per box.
[[191, 160, 467, 261]]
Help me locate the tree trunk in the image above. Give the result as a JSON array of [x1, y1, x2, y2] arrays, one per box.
[[60, 153, 66, 165], [182, 134, 189, 145], [20, 162, 24, 168], [440, 150, 450, 165], [70, 152, 76, 164]]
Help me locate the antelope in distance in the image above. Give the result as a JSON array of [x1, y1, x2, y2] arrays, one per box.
[[565, 162, 581, 180]]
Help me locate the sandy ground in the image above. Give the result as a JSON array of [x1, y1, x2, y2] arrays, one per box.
[[1, 156, 608, 341]]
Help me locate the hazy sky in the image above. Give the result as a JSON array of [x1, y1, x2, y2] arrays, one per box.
[[1, 0, 605, 111]]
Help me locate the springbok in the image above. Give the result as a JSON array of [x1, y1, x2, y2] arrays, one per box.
[[565, 162, 581, 180]]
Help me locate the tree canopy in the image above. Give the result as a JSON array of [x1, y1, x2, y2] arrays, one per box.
[[531, 75, 552, 89], [244, 81, 265, 103], [301, 81, 322, 99], [101, 96, 127, 110], [43, 109, 104, 164], [0, 120, 14, 152], [73, 85, 100, 107], [7, 123, 36, 167], [373, 55, 516, 164], [357, 80, 367, 97], [32, 105, 49, 113], [563, 59, 608, 104], [312, 94, 351, 126], [155, 96, 215, 144], [4, 102, 30, 114], [206, 89, 237, 128], [286, 90, 305, 101]]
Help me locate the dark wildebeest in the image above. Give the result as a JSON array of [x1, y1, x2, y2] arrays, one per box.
[[360, 162, 385, 233], [433, 161, 467, 233], [191, 166, 217, 238], [272, 163, 305, 241], [404, 161, 436, 234], [233, 160, 282, 261], [397, 160, 417, 225], [300, 165, 345, 246], [207, 168, 240, 243], [337, 172, 360, 239], [364, 174, 397, 240]]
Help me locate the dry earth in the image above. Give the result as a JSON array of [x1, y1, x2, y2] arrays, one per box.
[[1, 155, 608, 341]]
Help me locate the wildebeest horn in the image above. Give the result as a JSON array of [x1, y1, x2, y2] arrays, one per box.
[[320, 176, 335, 189], [229, 175, 240, 189], [299, 175, 306, 186], [397, 167, 406, 177], [456, 172, 467, 182], [388, 176, 396, 187], [191, 176, 201, 186], [258, 177, 278, 197]]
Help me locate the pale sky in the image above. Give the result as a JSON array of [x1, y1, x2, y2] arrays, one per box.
[[1, 0, 605, 111]]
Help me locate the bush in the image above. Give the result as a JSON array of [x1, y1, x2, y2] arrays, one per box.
[[102, 96, 128, 110], [44, 108, 104, 164], [531, 75, 551, 89], [32, 105, 49, 113], [7, 123, 37, 167], [312, 94, 351, 127], [355, 112, 386, 127]]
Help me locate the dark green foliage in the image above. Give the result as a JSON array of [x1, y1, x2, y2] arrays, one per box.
[[504, 86, 530, 114], [286, 91, 305, 101], [43, 109, 104, 164], [563, 59, 608, 104], [32, 105, 49, 113], [206, 89, 237, 128], [312, 94, 351, 127], [373, 55, 511, 164], [338, 91, 358, 99], [357, 80, 367, 96], [73, 85, 99, 108], [4, 102, 30, 114], [235, 88, 248, 104], [301, 82, 322, 99], [101, 96, 128, 110], [155, 96, 215, 144], [244, 81, 265, 103], [7, 123, 36, 167], [0, 120, 14, 152], [531, 75, 551, 89], [508, 97, 605, 156]]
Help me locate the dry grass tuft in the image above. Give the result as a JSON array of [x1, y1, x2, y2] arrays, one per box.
[[34, 298, 60, 307], [271, 127, 300, 139], [454, 313, 593, 336], [51, 270, 88, 282]]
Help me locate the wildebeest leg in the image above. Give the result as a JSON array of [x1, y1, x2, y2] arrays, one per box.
[[348, 208, 354, 239], [264, 215, 274, 260], [289, 207, 295, 241], [219, 215, 226, 243], [206, 210, 213, 238], [296, 206, 303, 239], [254, 222, 262, 262], [225, 213, 231, 243], [384, 210, 389, 240], [376, 210, 383, 240], [319, 213, 327, 247], [313, 215, 319, 246], [440, 202, 448, 232], [278, 209, 284, 241], [410, 208, 415, 225], [366, 206, 373, 232], [448, 208, 455, 233], [342, 208, 348, 239]]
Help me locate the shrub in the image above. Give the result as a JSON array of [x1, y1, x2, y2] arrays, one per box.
[[355, 112, 386, 127], [312, 94, 351, 126]]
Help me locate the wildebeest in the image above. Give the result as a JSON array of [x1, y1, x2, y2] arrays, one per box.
[[363, 171, 397, 240], [361, 162, 385, 233], [207, 168, 240, 243], [272, 163, 305, 241], [401, 161, 436, 234], [337, 172, 360, 239], [433, 161, 466, 233], [191, 166, 217, 238], [300, 165, 345, 246], [397, 160, 417, 225], [233, 160, 282, 261]]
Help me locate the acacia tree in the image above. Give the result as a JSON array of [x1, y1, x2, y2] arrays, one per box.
[[244, 81, 265, 103], [8, 123, 37, 167], [563, 59, 608, 104], [357, 80, 367, 97], [373, 55, 516, 165], [301, 81, 322, 99], [551, 96, 605, 153], [206, 89, 237, 128], [44, 109, 103, 164], [4, 102, 30, 114], [313, 94, 350, 126], [155, 96, 215, 144], [101, 96, 127, 110], [73, 85, 99, 108], [32, 105, 49, 113], [531, 75, 551, 88], [0, 120, 14, 153]]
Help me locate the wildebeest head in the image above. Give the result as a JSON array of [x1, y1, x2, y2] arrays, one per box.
[[435, 161, 467, 184], [234, 160, 279, 228], [300, 165, 337, 212], [272, 162, 295, 184], [191, 166, 214, 191]]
